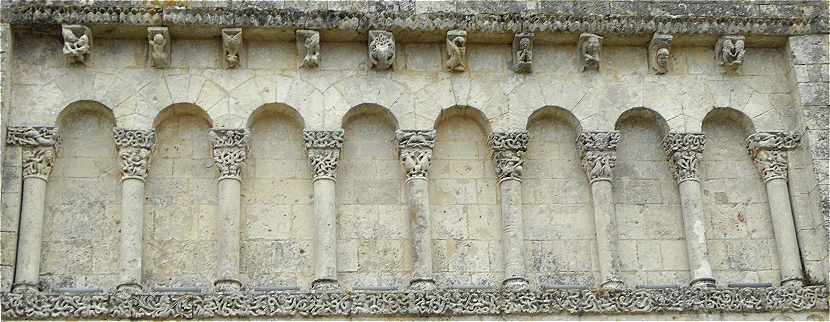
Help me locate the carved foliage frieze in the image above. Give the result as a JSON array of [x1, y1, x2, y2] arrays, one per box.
[[113, 128, 155, 179], [662, 133, 706, 183], [511, 32, 533, 73], [1, 286, 826, 320], [576, 131, 620, 182], [489, 131, 528, 181], [368, 30, 395, 70], [396, 130, 436, 179], [578, 33, 603, 72], [716, 35, 745, 70], [648, 33, 673, 74], [147, 27, 170, 68], [445, 30, 467, 72], [210, 129, 249, 178], [746, 132, 801, 181], [62, 25, 91, 65], [304, 130, 344, 180], [222, 28, 242, 69], [296, 29, 320, 68]]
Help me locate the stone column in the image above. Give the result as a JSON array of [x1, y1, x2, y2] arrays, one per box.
[[662, 133, 716, 288], [489, 130, 530, 290], [304, 130, 344, 291], [6, 126, 59, 293], [396, 129, 437, 290], [746, 132, 805, 287], [576, 131, 624, 289], [112, 128, 155, 293], [209, 129, 250, 292]]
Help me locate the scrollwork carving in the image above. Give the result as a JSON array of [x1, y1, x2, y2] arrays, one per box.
[[368, 30, 395, 70], [113, 128, 155, 179], [396, 130, 436, 179], [576, 131, 621, 183], [746, 132, 801, 181], [296, 29, 320, 68], [489, 131, 528, 181], [662, 133, 706, 183], [62, 25, 91, 65], [304, 130, 344, 180], [445, 30, 467, 72], [222, 28, 242, 69], [578, 33, 603, 72], [6, 126, 58, 146], [716, 35, 745, 70], [210, 129, 249, 179]]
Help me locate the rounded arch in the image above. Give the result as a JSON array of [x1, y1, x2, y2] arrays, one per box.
[[247, 103, 305, 129], [56, 100, 116, 127], [433, 105, 492, 135], [341, 104, 400, 130], [527, 106, 583, 133], [153, 103, 214, 129], [614, 107, 670, 135], [701, 107, 756, 136]]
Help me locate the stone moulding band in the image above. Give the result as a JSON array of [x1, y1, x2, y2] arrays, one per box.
[[1, 1, 825, 36], [1, 286, 826, 319]]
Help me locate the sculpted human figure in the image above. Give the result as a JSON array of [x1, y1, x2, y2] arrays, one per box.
[[303, 32, 320, 68], [716, 35, 746, 70], [62, 25, 91, 64], [445, 31, 466, 72], [581, 35, 601, 71], [148, 33, 168, 68], [518, 38, 531, 64]]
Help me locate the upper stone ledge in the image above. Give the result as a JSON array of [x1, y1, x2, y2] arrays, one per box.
[[1, 0, 827, 36]]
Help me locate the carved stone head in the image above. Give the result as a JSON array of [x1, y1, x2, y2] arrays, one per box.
[[369, 30, 395, 70]]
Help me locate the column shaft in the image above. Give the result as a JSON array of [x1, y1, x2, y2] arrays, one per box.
[[678, 180, 714, 285], [118, 178, 145, 287], [589, 180, 623, 288], [766, 178, 804, 287], [407, 177, 434, 288], [216, 177, 242, 284], [499, 178, 526, 286], [312, 178, 338, 285], [13, 176, 48, 292]]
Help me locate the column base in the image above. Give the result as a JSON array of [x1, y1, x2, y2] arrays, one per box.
[[690, 277, 716, 288], [311, 278, 339, 291], [11, 283, 40, 294], [600, 278, 624, 290], [409, 278, 436, 291], [115, 282, 144, 294], [781, 277, 804, 288], [502, 277, 529, 291], [214, 278, 243, 293]]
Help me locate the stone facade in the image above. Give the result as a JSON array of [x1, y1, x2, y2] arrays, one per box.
[[0, 1, 828, 320]]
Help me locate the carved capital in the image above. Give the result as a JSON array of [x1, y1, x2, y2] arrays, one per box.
[[62, 25, 91, 65], [576, 131, 620, 183], [148, 27, 170, 68], [445, 30, 467, 72], [304, 130, 344, 181], [368, 30, 395, 70], [662, 133, 705, 183], [715, 35, 745, 70], [511, 32, 533, 73], [746, 132, 801, 182], [222, 28, 242, 69], [210, 129, 249, 179], [648, 33, 672, 74], [396, 130, 436, 180], [296, 29, 320, 68], [22, 147, 56, 179], [489, 131, 528, 182], [578, 33, 603, 72], [113, 128, 155, 180]]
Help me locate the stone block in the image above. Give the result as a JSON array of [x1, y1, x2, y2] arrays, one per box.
[[637, 240, 662, 271], [272, 240, 312, 273], [430, 205, 468, 239], [0, 232, 16, 266], [789, 35, 830, 65], [797, 82, 830, 106], [240, 240, 272, 276], [41, 240, 92, 275], [1, 193, 20, 231], [659, 240, 689, 271], [337, 239, 359, 273], [245, 204, 292, 240]]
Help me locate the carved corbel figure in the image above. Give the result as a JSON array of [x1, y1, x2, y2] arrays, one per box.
[[368, 30, 395, 70], [147, 27, 170, 69], [222, 28, 243, 69], [578, 33, 603, 72], [715, 35, 745, 71], [511, 32, 534, 73], [445, 30, 467, 72], [62, 25, 92, 65], [296, 29, 320, 68], [649, 33, 673, 74]]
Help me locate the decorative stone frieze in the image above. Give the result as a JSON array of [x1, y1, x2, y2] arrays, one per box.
[[746, 132, 801, 182], [368, 30, 395, 70], [396, 130, 436, 180], [222, 28, 242, 69], [445, 30, 467, 72], [113, 128, 155, 180], [715, 35, 746, 70], [296, 29, 320, 68], [511, 32, 533, 73], [6, 126, 58, 146], [210, 129, 250, 179], [576, 131, 621, 183], [1, 286, 826, 319], [61, 25, 91, 65], [489, 131, 528, 182], [648, 33, 673, 74], [147, 27, 170, 68], [578, 33, 603, 72], [304, 130, 344, 181], [662, 133, 706, 183]]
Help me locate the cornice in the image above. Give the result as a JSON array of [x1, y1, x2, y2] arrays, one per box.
[[1, 1, 826, 36], [1, 286, 827, 319]]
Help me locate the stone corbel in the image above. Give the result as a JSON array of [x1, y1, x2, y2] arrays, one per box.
[[304, 130, 344, 181], [396, 130, 436, 180], [511, 32, 533, 73], [445, 30, 467, 72], [222, 28, 242, 69], [147, 27, 170, 69], [715, 35, 745, 71], [662, 133, 706, 183], [296, 29, 320, 69], [61, 25, 91, 65], [368, 30, 395, 70], [576, 131, 621, 183], [578, 33, 603, 72], [113, 128, 155, 180], [210, 129, 250, 180], [649, 33, 673, 74], [746, 131, 801, 182]]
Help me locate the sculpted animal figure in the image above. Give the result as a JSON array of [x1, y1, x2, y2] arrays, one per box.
[[446, 35, 466, 71], [223, 31, 242, 68], [369, 32, 395, 70]]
